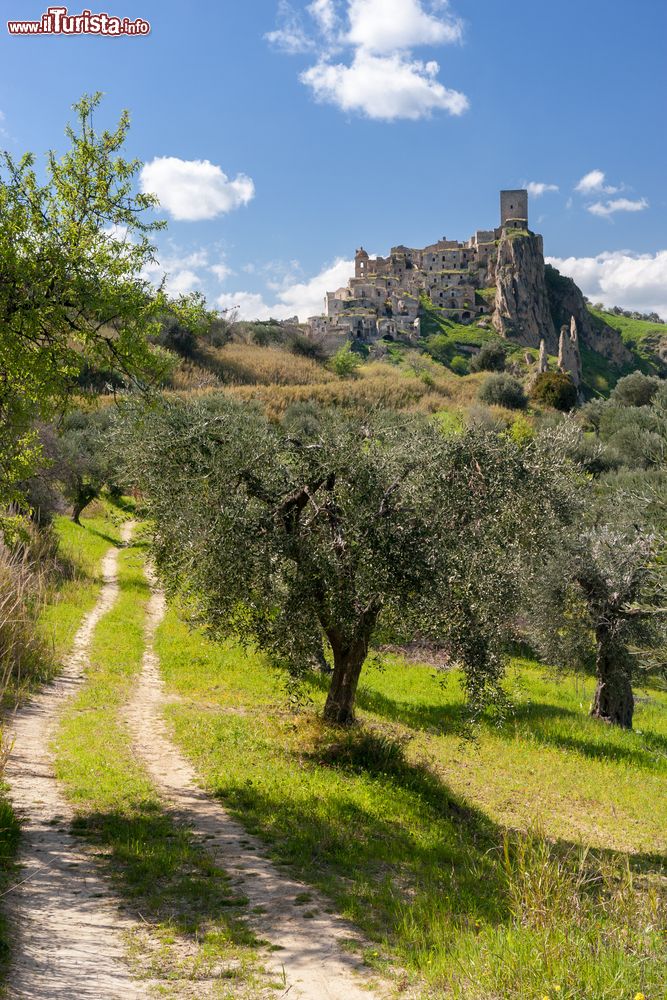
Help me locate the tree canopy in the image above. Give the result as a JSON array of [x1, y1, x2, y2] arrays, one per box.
[[0, 92, 168, 508], [127, 397, 585, 724]]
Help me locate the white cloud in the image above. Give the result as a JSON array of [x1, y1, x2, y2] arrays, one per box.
[[575, 169, 619, 195], [216, 291, 276, 321], [266, 0, 315, 52], [164, 269, 202, 296], [143, 247, 211, 297], [587, 197, 648, 218], [526, 181, 559, 198], [546, 250, 667, 318], [308, 0, 339, 36], [209, 262, 233, 282], [347, 0, 462, 53], [268, 0, 468, 121], [217, 257, 355, 321], [302, 50, 468, 120], [140, 157, 255, 221]]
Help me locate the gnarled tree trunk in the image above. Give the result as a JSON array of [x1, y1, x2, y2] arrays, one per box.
[[323, 631, 370, 725], [590, 625, 634, 729], [71, 484, 98, 525]]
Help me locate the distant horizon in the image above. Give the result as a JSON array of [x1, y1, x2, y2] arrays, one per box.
[[1, 0, 665, 318]]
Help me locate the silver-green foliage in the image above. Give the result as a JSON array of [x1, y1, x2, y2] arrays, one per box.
[[126, 397, 585, 723]]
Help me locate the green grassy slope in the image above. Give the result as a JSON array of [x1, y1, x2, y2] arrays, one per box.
[[155, 609, 667, 1000], [583, 309, 667, 395]]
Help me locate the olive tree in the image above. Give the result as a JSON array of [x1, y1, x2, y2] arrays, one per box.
[[53, 409, 120, 523], [127, 397, 584, 725], [525, 520, 666, 729]]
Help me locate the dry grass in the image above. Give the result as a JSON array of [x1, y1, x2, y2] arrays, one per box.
[[170, 358, 494, 421], [0, 528, 59, 702], [195, 343, 333, 387], [169, 359, 223, 391]]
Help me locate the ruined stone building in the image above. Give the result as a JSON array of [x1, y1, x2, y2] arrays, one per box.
[[304, 187, 631, 379], [308, 190, 530, 342]]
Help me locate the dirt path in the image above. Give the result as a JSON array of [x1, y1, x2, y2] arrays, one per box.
[[3, 523, 147, 999], [126, 568, 383, 1000]]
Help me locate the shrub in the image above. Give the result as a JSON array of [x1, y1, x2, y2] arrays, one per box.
[[423, 334, 457, 367], [153, 313, 197, 358], [610, 371, 660, 408], [508, 414, 535, 446], [478, 374, 527, 410], [449, 355, 468, 376], [531, 371, 578, 411], [287, 332, 326, 362], [330, 342, 363, 378], [470, 341, 507, 373]]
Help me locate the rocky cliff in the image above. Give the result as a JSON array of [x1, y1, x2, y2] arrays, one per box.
[[491, 232, 631, 366], [492, 233, 558, 352], [544, 265, 632, 366]]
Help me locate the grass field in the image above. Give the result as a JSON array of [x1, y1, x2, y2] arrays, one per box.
[[155, 609, 667, 999], [3, 505, 666, 997]]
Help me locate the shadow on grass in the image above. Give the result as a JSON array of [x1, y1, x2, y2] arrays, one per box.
[[70, 802, 259, 947], [212, 721, 508, 934], [201, 715, 665, 957], [79, 524, 124, 548], [306, 673, 667, 774], [508, 701, 667, 773]]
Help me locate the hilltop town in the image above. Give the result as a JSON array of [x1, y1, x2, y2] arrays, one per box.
[[304, 189, 633, 386], [309, 190, 530, 341]]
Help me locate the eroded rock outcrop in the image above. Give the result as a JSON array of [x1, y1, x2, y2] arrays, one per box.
[[538, 339, 548, 373], [558, 317, 583, 386], [545, 264, 632, 366], [492, 233, 558, 351]]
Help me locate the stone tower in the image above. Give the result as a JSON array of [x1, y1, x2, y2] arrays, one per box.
[[355, 247, 369, 279], [500, 189, 528, 228]]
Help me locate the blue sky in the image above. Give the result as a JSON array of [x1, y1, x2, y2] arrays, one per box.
[[2, 0, 666, 317]]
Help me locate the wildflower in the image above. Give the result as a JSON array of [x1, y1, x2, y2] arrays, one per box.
[[634, 994, 646, 1000]]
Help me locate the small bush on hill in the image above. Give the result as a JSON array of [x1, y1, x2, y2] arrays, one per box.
[[610, 371, 660, 407], [470, 341, 507, 373], [531, 371, 578, 411], [479, 374, 527, 410], [330, 342, 363, 378], [449, 355, 468, 375], [423, 334, 457, 367], [154, 313, 197, 358]]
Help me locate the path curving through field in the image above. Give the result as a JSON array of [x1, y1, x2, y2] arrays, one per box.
[[3, 523, 147, 999], [126, 566, 383, 1000]]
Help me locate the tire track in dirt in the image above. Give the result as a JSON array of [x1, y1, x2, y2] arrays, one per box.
[[126, 566, 385, 1000], [3, 523, 147, 999]]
